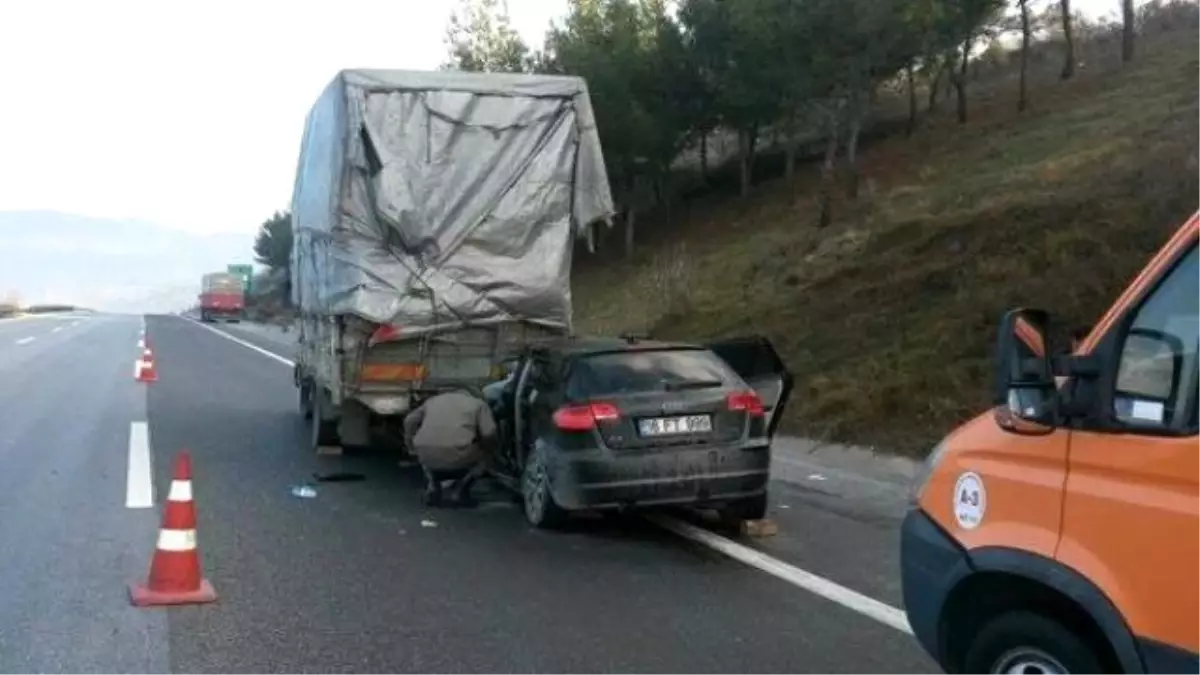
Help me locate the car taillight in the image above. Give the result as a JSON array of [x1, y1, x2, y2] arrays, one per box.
[[727, 390, 765, 417], [553, 402, 620, 431]]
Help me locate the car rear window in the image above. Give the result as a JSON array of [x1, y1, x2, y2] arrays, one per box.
[[567, 349, 737, 398]]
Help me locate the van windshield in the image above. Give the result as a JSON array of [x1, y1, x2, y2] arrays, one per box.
[[567, 349, 737, 398]]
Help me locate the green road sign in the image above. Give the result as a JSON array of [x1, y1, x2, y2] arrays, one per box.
[[227, 264, 253, 292]]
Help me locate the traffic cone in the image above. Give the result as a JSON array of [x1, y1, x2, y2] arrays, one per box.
[[130, 450, 217, 607], [135, 347, 157, 383]]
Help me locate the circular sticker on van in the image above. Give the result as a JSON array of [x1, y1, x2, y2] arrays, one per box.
[[953, 472, 986, 530]]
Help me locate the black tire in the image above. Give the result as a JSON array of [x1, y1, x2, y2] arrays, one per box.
[[309, 386, 340, 451], [521, 443, 566, 529], [718, 491, 769, 524], [299, 377, 314, 420], [963, 611, 1106, 674]]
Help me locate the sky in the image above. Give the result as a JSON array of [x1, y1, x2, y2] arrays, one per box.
[[0, 0, 566, 236], [0, 0, 1130, 238]]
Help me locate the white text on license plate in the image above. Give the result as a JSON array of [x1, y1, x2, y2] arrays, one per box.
[[638, 415, 713, 436]]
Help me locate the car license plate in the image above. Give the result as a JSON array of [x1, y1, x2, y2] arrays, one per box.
[[638, 415, 713, 437]]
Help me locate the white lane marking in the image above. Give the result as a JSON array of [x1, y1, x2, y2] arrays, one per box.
[[182, 313, 912, 634], [52, 326, 63, 333], [126, 422, 154, 508], [15, 337, 34, 345], [186, 318, 294, 366], [649, 515, 913, 635]]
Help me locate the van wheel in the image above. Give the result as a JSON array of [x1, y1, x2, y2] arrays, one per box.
[[963, 611, 1105, 674], [521, 444, 566, 529]]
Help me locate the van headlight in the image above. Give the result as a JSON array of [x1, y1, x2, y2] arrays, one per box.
[[908, 439, 949, 505]]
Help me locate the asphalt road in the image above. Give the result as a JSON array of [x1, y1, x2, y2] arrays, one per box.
[[0, 312, 936, 673]]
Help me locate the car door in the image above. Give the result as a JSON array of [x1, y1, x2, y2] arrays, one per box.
[[705, 335, 794, 439], [515, 352, 557, 467], [1056, 238, 1199, 668]]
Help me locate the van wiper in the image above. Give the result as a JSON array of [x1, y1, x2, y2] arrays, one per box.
[[663, 379, 723, 391]]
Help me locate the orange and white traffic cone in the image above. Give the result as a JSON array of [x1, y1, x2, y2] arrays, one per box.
[[135, 347, 158, 383], [130, 450, 217, 607]]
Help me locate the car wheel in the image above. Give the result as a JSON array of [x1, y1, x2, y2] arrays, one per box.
[[718, 491, 768, 525], [521, 443, 565, 529], [963, 611, 1106, 674]]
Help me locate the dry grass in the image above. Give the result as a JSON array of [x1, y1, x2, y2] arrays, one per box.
[[572, 29, 1200, 456]]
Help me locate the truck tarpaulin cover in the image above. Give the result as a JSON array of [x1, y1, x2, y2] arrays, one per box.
[[289, 69, 615, 334]]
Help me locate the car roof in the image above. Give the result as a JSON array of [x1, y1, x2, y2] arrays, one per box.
[[535, 335, 702, 358]]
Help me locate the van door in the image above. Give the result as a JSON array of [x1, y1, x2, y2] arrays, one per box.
[[705, 336, 794, 439], [1056, 236, 1199, 669]]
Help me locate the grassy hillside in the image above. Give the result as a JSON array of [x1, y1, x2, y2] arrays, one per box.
[[572, 28, 1199, 456]]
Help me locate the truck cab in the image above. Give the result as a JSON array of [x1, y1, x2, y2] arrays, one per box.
[[901, 212, 1199, 673]]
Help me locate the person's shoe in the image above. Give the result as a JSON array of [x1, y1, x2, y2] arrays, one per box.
[[422, 488, 443, 507], [452, 490, 478, 508]]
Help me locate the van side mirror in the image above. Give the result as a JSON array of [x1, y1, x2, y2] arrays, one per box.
[[993, 308, 1058, 434]]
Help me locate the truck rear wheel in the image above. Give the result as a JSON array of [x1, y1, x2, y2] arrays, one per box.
[[309, 386, 340, 451], [298, 377, 314, 420]]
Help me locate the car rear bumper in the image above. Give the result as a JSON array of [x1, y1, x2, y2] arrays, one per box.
[[548, 443, 771, 510]]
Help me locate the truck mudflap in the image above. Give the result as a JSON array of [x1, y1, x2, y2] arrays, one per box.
[[705, 335, 794, 440]]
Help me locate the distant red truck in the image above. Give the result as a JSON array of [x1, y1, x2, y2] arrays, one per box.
[[198, 272, 245, 323]]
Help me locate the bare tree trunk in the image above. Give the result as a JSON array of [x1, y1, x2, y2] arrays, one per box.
[[927, 59, 944, 112], [845, 93, 866, 200], [623, 172, 636, 258], [1019, 0, 1031, 112], [657, 168, 673, 224], [1060, 0, 1076, 79], [953, 38, 971, 124], [737, 125, 759, 198], [624, 209, 635, 258], [784, 108, 800, 182], [699, 132, 709, 185], [1121, 0, 1135, 62], [906, 63, 918, 136], [818, 107, 841, 228]]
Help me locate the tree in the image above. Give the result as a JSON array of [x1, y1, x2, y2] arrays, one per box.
[[1017, 0, 1032, 111], [253, 211, 293, 271], [1121, 0, 1135, 62], [937, 0, 1007, 124], [546, 0, 642, 255], [1059, 0, 1076, 79], [444, 0, 530, 72], [681, 0, 788, 198]]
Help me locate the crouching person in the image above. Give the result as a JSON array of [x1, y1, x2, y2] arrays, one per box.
[[403, 387, 498, 508]]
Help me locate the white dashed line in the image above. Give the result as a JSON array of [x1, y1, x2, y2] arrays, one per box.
[[126, 421, 154, 509], [183, 315, 911, 635], [52, 326, 63, 333], [15, 337, 34, 345]]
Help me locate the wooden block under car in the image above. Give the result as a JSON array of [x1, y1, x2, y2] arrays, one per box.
[[740, 518, 779, 538]]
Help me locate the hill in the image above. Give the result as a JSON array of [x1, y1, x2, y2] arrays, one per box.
[[571, 27, 1199, 455], [0, 211, 255, 313]]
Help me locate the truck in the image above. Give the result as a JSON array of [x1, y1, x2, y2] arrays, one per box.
[[198, 271, 245, 323], [289, 69, 615, 453]]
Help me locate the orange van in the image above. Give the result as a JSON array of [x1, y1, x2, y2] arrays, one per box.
[[901, 212, 1199, 674]]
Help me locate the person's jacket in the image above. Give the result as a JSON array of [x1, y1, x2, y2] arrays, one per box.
[[403, 390, 497, 472]]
